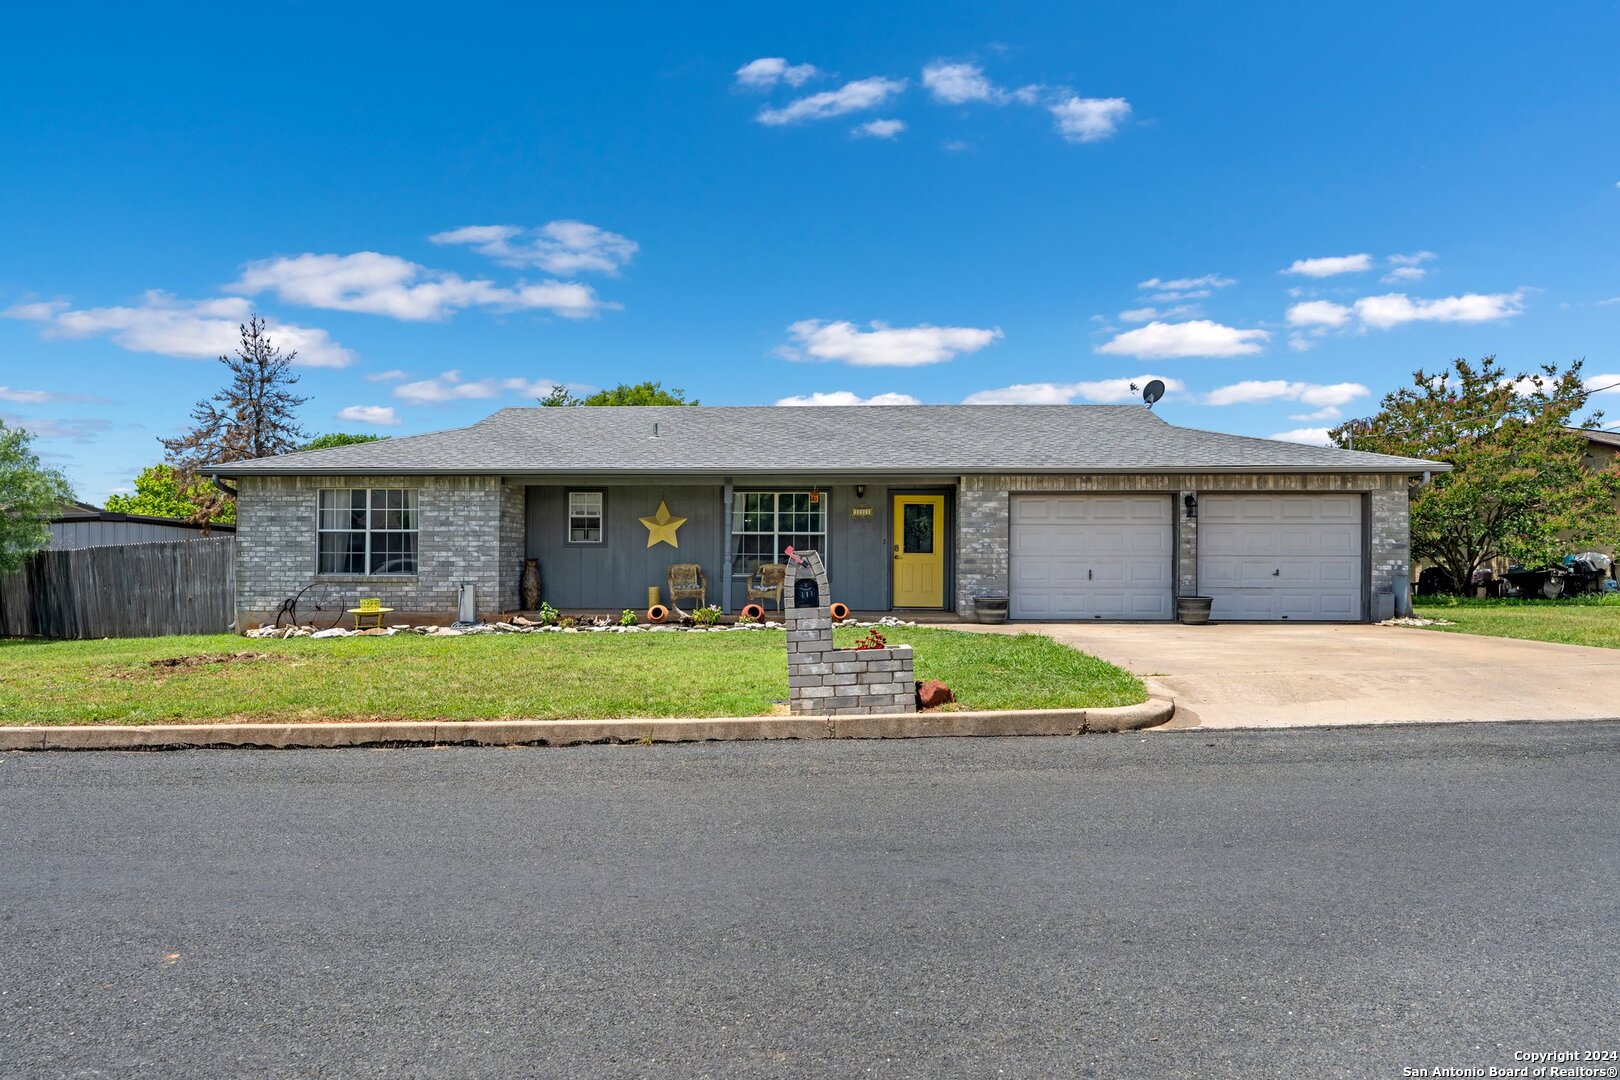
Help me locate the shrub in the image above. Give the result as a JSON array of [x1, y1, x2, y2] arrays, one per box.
[[693, 605, 723, 627], [620, 608, 638, 626]]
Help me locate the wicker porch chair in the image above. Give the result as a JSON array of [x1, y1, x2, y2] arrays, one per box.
[[666, 563, 707, 617], [746, 563, 787, 611]]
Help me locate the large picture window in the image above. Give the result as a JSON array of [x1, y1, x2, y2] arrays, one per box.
[[731, 491, 827, 578], [317, 489, 418, 575]]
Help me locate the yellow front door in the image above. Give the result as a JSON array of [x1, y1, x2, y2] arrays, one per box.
[[892, 495, 945, 608]]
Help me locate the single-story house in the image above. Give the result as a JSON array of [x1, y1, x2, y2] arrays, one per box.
[[49, 501, 234, 549], [211, 405, 1442, 627]]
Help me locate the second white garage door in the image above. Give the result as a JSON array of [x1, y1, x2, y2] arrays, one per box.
[[1198, 494, 1364, 621], [1010, 494, 1174, 620]]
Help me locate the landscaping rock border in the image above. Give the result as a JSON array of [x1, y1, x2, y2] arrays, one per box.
[[244, 615, 921, 639], [0, 699, 1173, 752]]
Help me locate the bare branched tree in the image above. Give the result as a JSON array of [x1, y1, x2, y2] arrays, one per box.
[[160, 316, 308, 523]]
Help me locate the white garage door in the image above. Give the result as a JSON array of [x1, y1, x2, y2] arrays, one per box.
[[1198, 494, 1364, 621], [1010, 494, 1174, 620]]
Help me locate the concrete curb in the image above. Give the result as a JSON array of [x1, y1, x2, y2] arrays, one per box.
[[0, 699, 1172, 752]]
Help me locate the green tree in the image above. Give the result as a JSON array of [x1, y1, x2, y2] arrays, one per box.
[[1331, 356, 1620, 591], [0, 418, 74, 574], [539, 381, 698, 406], [104, 464, 235, 525], [301, 432, 388, 452]]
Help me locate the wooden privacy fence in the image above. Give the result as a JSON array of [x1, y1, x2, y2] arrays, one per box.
[[0, 537, 235, 639]]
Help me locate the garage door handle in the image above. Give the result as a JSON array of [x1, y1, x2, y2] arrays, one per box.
[[1273, 569, 1280, 576], [1088, 569, 1093, 580]]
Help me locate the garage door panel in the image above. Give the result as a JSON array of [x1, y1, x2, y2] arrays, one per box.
[[1010, 494, 1173, 621], [1198, 494, 1364, 622]]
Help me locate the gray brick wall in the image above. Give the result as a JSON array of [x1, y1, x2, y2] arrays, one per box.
[[235, 475, 526, 625], [955, 472, 1412, 621], [956, 488, 1010, 616], [785, 551, 916, 716]]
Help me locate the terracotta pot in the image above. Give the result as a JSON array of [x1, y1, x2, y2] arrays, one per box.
[[740, 603, 765, 621], [647, 604, 669, 623], [829, 602, 850, 621]]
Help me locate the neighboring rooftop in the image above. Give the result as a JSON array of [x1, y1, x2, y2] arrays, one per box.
[[212, 405, 1445, 477], [1575, 426, 1620, 450]]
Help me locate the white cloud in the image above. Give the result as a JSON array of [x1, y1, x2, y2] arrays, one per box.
[[854, 118, 905, 139], [920, 61, 1038, 106], [1598, 297, 1620, 306], [963, 374, 1185, 405], [1382, 251, 1437, 284], [1049, 96, 1131, 142], [779, 319, 1001, 367], [429, 221, 638, 275], [1583, 373, 1620, 394], [1291, 406, 1345, 421], [1135, 274, 1236, 302], [365, 369, 409, 382], [231, 252, 612, 321], [1286, 300, 1354, 327], [1270, 427, 1335, 446], [4, 291, 355, 368], [756, 77, 906, 125], [775, 391, 922, 406], [1284, 254, 1373, 278], [1095, 320, 1269, 360], [1203, 380, 1369, 408], [0, 385, 105, 404], [335, 405, 400, 426], [1120, 304, 1200, 323], [393, 371, 561, 405], [0, 413, 113, 442], [941, 139, 974, 153], [735, 57, 820, 90], [1352, 291, 1524, 329]]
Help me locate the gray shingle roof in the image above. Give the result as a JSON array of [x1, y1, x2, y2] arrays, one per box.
[[213, 405, 1444, 476]]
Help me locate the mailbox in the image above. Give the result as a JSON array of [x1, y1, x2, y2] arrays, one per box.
[[794, 577, 821, 608]]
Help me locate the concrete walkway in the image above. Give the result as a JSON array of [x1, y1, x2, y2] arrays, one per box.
[[956, 622, 1620, 729]]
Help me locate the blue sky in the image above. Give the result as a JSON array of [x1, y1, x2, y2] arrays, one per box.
[[3, 1, 1617, 501]]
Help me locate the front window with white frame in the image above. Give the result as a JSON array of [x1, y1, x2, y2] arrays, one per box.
[[568, 491, 604, 544], [731, 491, 827, 578], [317, 489, 418, 575]]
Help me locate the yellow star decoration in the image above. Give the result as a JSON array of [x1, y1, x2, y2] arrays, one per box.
[[640, 499, 687, 548]]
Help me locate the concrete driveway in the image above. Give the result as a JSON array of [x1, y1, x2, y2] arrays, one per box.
[[958, 622, 1620, 728]]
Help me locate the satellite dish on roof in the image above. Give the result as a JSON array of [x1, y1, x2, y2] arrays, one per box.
[[1142, 379, 1166, 408]]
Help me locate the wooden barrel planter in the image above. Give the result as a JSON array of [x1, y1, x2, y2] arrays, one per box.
[[647, 604, 670, 623], [829, 602, 850, 621], [740, 603, 765, 621]]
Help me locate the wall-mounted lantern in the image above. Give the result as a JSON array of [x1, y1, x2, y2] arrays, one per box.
[[1183, 493, 1198, 519], [854, 484, 866, 499]]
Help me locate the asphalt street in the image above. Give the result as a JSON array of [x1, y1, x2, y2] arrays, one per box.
[[2, 722, 1617, 1079]]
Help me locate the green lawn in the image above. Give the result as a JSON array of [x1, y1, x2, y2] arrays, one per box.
[[0, 626, 1145, 726], [1412, 594, 1620, 650]]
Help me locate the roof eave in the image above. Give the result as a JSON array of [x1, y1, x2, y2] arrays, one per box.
[[212, 462, 1446, 478]]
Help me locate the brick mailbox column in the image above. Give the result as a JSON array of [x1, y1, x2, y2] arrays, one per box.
[[784, 551, 916, 716]]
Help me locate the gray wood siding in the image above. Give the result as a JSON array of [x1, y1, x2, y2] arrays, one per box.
[[525, 484, 726, 611], [522, 481, 940, 612]]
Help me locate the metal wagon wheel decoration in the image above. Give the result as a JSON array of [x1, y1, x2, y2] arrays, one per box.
[[274, 581, 348, 631]]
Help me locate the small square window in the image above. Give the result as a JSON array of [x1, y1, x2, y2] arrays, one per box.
[[568, 491, 604, 544]]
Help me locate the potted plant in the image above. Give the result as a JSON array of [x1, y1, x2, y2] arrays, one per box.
[[973, 595, 1009, 624], [1176, 596, 1213, 624]]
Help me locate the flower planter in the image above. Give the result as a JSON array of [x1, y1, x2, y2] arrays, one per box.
[[1176, 596, 1213, 624], [973, 595, 1010, 624]]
